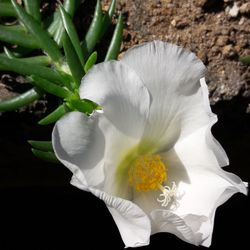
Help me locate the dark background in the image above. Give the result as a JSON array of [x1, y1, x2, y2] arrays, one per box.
[[0, 97, 249, 250]]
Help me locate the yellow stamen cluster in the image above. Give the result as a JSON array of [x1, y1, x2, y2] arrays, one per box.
[[128, 154, 167, 192]]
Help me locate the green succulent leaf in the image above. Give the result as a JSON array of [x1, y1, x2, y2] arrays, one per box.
[[31, 148, 59, 163], [3, 48, 51, 66], [105, 13, 123, 61], [81, 0, 103, 58], [108, 0, 116, 18], [0, 25, 40, 49], [0, 2, 16, 17], [0, 55, 64, 84], [63, 33, 85, 89], [84, 51, 97, 73], [0, 87, 42, 112], [100, 0, 116, 39], [59, 5, 85, 67], [30, 75, 72, 99], [53, 0, 81, 47], [28, 140, 53, 152], [24, 0, 41, 23], [11, 0, 63, 63], [69, 99, 95, 114], [38, 104, 68, 125], [240, 56, 250, 65]]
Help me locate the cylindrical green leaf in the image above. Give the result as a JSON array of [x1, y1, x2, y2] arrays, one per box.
[[63, 33, 85, 89], [0, 55, 63, 84], [31, 148, 59, 163], [0, 2, 16, 17], [28, 140, 53, 152], [4, 47, 51, 66], [24, 0, 41, 23], [69, 99, 94, 114], [59, 5, 85, 66], [53, 0, 81, 47], [20, 56, 52, 66], [108, 0, 116, 18], [0, 25, 40, 49], [84, 51, 97, 73], [240, 56, 250, 65], [30, 75, 71, 99], [105, 13, 123, 61], [11, 0, 63, 63], [0, 87, 42, 111], [81, 0, 103, 58], [38, 104, 67, 125]]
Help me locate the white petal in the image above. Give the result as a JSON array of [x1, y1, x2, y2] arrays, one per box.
[[150, 210, 207, 245], [79, 60, 150, 138], [71, 175, 151, 248], [158, 125, 247, 245], [131, 123, 246, 246], [121, 41, 210, 150], [52, 111, 104, 189]]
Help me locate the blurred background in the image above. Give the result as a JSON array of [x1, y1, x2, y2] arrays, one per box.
[[0, 0, 249, 249]]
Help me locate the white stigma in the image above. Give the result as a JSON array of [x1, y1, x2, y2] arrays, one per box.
[[157, 182, 178, 207]]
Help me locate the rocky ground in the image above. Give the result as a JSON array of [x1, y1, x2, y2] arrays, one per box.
[[112, 0, 250, 108]]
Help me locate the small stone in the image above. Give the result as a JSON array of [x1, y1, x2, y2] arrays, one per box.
[[194, 0, 207, 7], [216, 36, 229, 46], [239, 3, 250, 14], [171, 19, 176, 26], [228, 2, 239, 17], [239, 17, 245, 25], [222, 44, 236, 58]]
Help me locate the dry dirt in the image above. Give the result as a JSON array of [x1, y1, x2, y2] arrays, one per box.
[[103, 0, 250, 110]]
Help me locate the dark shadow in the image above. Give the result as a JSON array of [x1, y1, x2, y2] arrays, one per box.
[[211, 95, 250, 182], [202, 0, 224, 13]]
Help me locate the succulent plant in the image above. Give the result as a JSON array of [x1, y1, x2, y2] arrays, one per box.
[[0, 0, 123, 162]]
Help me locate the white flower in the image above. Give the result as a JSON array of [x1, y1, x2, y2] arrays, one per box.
[[52, 41, 247, 247]]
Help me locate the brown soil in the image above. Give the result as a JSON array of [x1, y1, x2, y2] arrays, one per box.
[[103, 0, 250, 109]]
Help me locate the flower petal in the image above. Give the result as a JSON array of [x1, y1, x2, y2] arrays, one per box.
[[79, 60, 150, 138], [121, 41, 209, 150], [132, 122, 246, 246], [158, 124, 247, 245], [150, 210, 207, 245], [52, 111, 105, 188], [71, 175, 151, 248]]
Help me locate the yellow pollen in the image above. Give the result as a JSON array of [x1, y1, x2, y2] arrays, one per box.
[[128, 154, 167, 192]]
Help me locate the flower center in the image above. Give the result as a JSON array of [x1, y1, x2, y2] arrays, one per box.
[[128, 154, 167, 192], [128, 154, 178, 207]]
